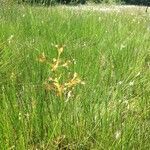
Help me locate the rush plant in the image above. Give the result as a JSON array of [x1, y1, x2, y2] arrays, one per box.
[[38, 45, 85, 99]]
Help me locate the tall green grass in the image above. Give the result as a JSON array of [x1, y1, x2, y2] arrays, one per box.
[[0, 3, 150, 149]]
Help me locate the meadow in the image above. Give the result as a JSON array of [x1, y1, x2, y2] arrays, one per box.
[[0, 2, 150, 149]]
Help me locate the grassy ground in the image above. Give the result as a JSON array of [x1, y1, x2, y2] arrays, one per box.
[[0, 2, 150, 149]]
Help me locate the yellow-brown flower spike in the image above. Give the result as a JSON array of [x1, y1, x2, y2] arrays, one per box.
[[55, 44, 65, 56], [61, 60, 71, 68], [51, 59, 60, 72], [40, 44, 85, 99], [64, 72, 85, 89], [38, 52, 46, 63], [58, 46, 64, 56]]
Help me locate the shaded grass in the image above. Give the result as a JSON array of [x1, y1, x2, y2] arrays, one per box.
[[0, 3, 150, 149]]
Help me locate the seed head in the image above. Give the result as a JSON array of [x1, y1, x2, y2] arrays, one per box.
[[38, 52, 46, 63]]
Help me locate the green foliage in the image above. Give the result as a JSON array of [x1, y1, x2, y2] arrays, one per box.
[[124, 0, 149, 5], [18, 0, 86, 5], [95, 0, 149, 5], [18, 0, 150, 5]]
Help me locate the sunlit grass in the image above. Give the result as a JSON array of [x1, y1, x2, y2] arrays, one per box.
[[0, 3, 150, 149]]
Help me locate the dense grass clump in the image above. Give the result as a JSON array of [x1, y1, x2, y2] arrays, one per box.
[[0, 3, 150, 149]]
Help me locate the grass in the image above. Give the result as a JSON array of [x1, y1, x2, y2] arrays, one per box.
[[0, 2, 150, 149]]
